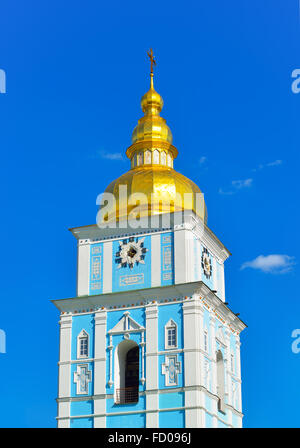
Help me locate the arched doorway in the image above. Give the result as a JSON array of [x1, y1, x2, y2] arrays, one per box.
[[114, 340, 139, 404]]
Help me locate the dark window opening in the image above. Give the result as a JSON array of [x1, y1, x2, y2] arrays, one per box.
[[116, 346, 139, 404]]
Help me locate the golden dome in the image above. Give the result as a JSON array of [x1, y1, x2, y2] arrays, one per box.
[[104, 165, 207, 223], [100, 51, 207, 225], [141, 75, 164, 114], [131, 74, 173, 144]]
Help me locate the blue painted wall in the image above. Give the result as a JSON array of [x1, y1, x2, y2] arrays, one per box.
[[159, 392, 184, 409], [107, 413, 146, 428], [205, 412, 213, 428], [107, 396, 146, 414], [70, 417, 93, 428], [159, 410, 185, 428], [112, 236, 151, 292], [70, 400, 93, 416]]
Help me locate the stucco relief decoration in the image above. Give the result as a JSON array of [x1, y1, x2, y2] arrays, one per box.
[[115, 237, 148, 270]]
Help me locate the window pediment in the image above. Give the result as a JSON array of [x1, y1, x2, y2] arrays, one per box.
[[108, 311, 145, 335]]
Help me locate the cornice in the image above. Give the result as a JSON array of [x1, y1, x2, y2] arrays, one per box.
[[52, 280, 246, 334]]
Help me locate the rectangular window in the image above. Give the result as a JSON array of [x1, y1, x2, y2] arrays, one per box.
[[167, 328, 176, 348], [79, 337, 88, 357]]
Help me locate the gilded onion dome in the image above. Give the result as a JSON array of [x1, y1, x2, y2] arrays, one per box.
[[102, 50, 207, 224]]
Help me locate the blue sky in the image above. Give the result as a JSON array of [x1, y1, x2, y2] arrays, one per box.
[[0, 0, 299, 427]]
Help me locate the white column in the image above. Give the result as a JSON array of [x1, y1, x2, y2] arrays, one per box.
[[94, 310, 107, 428], [194, 236, 201, 282], [212, 258, 218, 293], [174, 228, 187, 284], [103, 242, 112, 293], [57, 314, 72, 428], [186, 231, 195, 283], [208, 314, 218, 428], [224, 328, 231, 407], [183, 297, 203, 427], [77, 240, 90, 296], [221, 263, 226, 301], [145, 304, 158, 428], [235, 338, 243, 416], [151, 234, 161, 287]]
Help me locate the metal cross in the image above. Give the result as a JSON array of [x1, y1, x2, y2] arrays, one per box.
[[147, 48, 156, 74]]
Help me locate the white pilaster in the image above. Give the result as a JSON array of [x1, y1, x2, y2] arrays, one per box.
[[103, 241, 112, 293], [94, 310, 107, 428], [236, 339, 242, 416], [194, 236, 201, 282], [57, 417, 70, 428], [183, 297, 203, 427], [145, 304, 158, 427], [208, 314, 218, 427], [221, 263, 226, 301], [224, 328, 231, 406], [186, 231, 194, 283], [77, 240, 90, 296], [151, 234, 161, 287], [174, 229, 187, 284], [57, 314, 72, 427]]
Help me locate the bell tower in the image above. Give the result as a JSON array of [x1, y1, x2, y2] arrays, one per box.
[[53, 51, 246, 428]]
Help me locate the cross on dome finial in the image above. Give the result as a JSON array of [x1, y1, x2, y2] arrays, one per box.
[[147, 48, 156, 74]]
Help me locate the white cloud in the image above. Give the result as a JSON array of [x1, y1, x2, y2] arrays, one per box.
[[199, 156, 207, 165], [219, 178, 253, 195], [218, 188, 234, 195], [232, 178, 253, 189], [266, 159, 282, 167], [240, 254, 295, 274], [98, 150, 123, 161], [252, 160, 282, 172]]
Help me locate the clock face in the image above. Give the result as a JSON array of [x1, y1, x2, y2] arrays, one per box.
[[201, 247, 212, 279], [115, 237, 148, 270]]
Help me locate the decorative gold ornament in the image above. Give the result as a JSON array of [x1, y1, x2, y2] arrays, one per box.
[[102, 50, 207, 224]]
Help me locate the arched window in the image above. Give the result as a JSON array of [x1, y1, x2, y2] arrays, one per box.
[[167, 154, 173, 167], [77, 330, 89, 359], [114, 340, 139, 404], [145, 150, 151, 164], [216, 349, 225, 413], [137, 152, 143, 166], [153, 149, 159, 164], [165, 319, 177, 349]]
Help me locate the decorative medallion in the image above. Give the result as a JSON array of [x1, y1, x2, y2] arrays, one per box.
[[115, 237, 148, 269], [201, 247, 212, 279], [162, 355, 181, 386]]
